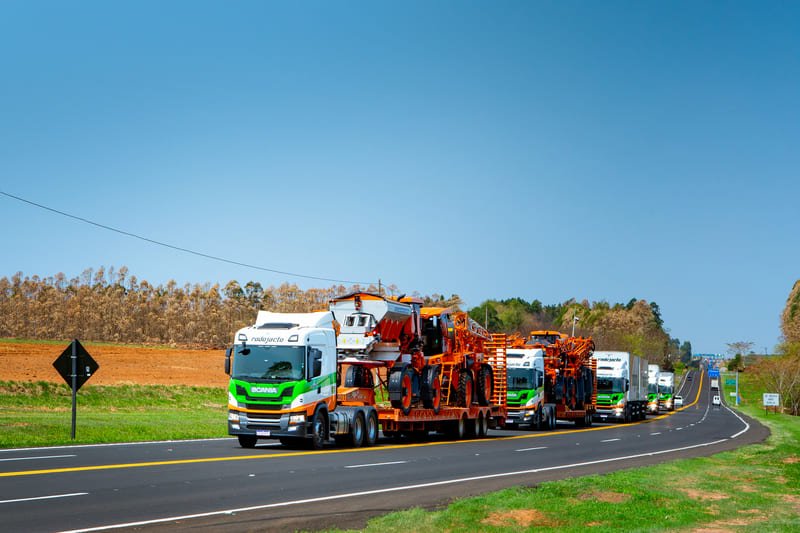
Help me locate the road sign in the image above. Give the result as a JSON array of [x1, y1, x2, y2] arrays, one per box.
[[52, 340, 99, 439], [725, 379, 736, 385], [708, 369, 720, 378], [53, 339, 98, 391], [763, 393, 780, 407], [729, 392, 737, 397]]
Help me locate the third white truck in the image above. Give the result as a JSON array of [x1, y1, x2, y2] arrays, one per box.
[[592, 351, 648, 422]]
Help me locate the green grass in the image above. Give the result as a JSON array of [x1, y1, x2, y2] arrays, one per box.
[[0, 381, 228, 448], [326, 372, 800, 532]]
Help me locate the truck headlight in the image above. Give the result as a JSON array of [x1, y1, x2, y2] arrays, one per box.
[[289, 414, 306, 425], [228, 412, 240, 422], [228, 392, 239, 408]]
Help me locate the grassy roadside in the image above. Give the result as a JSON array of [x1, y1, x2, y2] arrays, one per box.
[[329, 374, 799, 532], [0, 381, 228, 448]]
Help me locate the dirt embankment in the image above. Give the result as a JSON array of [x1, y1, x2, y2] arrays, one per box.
[[1, 342, 227, 387]]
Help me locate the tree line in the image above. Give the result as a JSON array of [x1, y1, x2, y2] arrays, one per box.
[[1, 267, 686, 369], [467, 297, 691, 370]]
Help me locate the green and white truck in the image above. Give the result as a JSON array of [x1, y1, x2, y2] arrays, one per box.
[[658, 372, 675, 411], [592, 351, 648, 422], [647, 364, 660, 414], [505, 347, 554, 429]]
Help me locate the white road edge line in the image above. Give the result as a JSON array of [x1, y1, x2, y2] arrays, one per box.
[[0, 438, 236, 453], [59, 438, 735, 533], [0, 454, 77, 462], [345, 461, 408, 469], [722, 403, 751, 439], [600, 438, 620, 443], [515, 447, 547, 452], [650, 432, 661, 435], [1, 493, 88, 505]]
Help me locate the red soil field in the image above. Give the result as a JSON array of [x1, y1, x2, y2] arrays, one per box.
[[1, 342, 228, 388]]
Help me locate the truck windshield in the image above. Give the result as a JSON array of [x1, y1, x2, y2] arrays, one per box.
[[232, 344, 305, 382], [597, 377, 625, 393], [648, 383, 659, 394], [658, 384, 673, 394], [508, 368, 537, 391]]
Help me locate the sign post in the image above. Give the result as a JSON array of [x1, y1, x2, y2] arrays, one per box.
[[53, 340, 99, 439]]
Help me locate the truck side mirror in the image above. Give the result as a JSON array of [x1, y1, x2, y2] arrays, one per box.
[[314, 358, 322, 377], [224, 347, 232, 375], [625, 379, 630, 392]]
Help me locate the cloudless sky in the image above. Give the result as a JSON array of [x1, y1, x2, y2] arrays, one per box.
[[1, 1, 798, 355]]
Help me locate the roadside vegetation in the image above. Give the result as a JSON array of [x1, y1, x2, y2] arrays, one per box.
[[328, 373, 799, 532], [0, 381, 227, 448]]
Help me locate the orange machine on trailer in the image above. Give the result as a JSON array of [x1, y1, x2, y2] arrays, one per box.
[[331, 293, 507, 440], [539, 335, 597, 427]]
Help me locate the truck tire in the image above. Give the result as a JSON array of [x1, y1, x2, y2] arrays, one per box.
[[546, 405, 557, 430], [389, 365, 417, 415], [478, 411, 489, 437], [348, 411, 365, 448], [365, 410, 379, 446], [345, 365, 371, 388], [457, 369, 474, 407], [421, 365, 442, 413], [307, 408, 327, 450], [447, 413, 467, 440], [237, 435, 257, 448], [476, 364, 494, 406]]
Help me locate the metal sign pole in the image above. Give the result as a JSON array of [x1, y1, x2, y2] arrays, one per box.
[[71, 340, 77, 440]]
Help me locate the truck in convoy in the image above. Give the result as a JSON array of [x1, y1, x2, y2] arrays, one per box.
[[658, 372, 676, 411], [534, 334, 597, 427], [592, 351, 649, 422], [647, 364, 661, 414], [225, 292, 507, 448], [710, 377, 719, 391], [505, 346, 549, 429]]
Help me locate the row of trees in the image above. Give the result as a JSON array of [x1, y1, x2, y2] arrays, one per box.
[[467, 297, 689, 369], [0, 267, 686, 367]]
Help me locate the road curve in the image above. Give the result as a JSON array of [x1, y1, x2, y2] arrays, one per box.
[[0, 369, 767, 532]]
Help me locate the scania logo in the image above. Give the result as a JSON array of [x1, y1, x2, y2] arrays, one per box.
[[251, 386, 278, 394]]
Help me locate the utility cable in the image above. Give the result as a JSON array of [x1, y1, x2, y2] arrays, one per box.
[[0, 190, 377, 285]]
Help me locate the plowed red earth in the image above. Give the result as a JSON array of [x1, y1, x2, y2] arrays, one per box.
[[1, 342, 227, 387]]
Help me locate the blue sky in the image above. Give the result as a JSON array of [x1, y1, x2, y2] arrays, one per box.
[[1, 2, 798, 355]]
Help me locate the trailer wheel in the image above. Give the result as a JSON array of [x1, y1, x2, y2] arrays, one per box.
[[447, 413, 467, 439], [457, 369, 474, 407], [237, 435, 257, 448], [421, 365, 442, 414], [476, 364, 493, 406], [586, 412, 593, 427], [348, 411, 365, 448], [478, 411, 489, 437], [365, 410, 379, 446]]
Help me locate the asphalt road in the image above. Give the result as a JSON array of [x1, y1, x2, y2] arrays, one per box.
[[0, 369, 767, 532]]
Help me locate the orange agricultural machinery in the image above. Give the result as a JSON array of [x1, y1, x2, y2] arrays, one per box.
[[330, 293, 507, 439]]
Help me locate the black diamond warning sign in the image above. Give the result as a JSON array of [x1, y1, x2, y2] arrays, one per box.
[[53, 339, 99, 391]]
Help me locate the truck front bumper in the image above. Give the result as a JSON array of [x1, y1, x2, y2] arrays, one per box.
[[228, 411, 309, 439], [593, 407, 625, 421], [505, 407, 536, 426]]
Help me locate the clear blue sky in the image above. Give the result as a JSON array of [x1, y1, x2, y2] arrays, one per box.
[[1, 2, 798, 355]]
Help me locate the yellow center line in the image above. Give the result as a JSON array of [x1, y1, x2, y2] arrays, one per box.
[[1, 369, 706, 478]]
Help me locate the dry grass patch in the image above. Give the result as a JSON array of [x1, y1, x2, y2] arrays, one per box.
[[578, 490, 630, 503], [481, 509, 558, 528], [679, 488, 729, 501], [782, 457, 800, 464]]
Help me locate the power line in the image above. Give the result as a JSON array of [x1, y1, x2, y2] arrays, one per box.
[[0, 190, 377, 285]]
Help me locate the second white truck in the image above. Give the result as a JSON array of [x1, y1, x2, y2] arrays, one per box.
[[592, 351, 648, 422]]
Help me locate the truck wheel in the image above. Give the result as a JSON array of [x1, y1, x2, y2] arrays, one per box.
[[547, 406, 557, 430], [586, 412, 593, 427], [421, 365, 442, 414], [307, 408, 327, 450], [476, 364, 493, 406], [345, 365, 367, 387], [457, 369, 474, 407], [478, 411, 489, 437], [365, 410, 379, 446], [237, 435, 257, 448], [348, 411, 365, 448], [534, 407, 543, 431], [447, 413, 467, 439]]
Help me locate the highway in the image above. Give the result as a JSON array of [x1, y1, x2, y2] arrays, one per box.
[[0, 369, 767, 532]]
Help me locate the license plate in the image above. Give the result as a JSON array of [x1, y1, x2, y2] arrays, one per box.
[[256, 430, 271, 437], [505, 419, 514, 424]]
